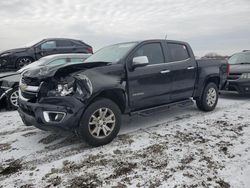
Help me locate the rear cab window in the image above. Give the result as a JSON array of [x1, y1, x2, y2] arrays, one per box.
[[167, 43, 190, 62]]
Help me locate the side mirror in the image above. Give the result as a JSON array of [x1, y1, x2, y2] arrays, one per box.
[[132, 56, 149, 68]]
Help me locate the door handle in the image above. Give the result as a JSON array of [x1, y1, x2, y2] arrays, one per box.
[[160, 70, 171, 74], [187, 66, 195, 70]]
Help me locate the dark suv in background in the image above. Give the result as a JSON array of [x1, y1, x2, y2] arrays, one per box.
[[0, 38, 93, 70], [223, 51, 250, 94]]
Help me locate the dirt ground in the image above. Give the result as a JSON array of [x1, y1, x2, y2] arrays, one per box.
[[0, 93, 250, 188]]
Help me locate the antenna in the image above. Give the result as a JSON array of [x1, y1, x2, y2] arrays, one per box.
[[165, 33, 168, 40]]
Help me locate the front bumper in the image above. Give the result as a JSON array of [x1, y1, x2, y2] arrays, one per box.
[[18, 96, 86, 131], [222, 79, 250, 94], [0, 56, 12, 69]]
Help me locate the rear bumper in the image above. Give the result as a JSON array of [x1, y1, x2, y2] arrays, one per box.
[[222, 79, 250, 94], [18, 96, 86, 131]]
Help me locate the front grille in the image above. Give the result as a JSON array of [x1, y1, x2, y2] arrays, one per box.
[[227, 73, 242, 80], [22, 77, 41, 86]]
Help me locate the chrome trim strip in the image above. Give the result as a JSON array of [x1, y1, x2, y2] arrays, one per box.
[[18, 89, 28, 101], [24, 85, 39, 92], [160, 70, 171, 74], [187, 66, 195, 70], [145, 58, 191, 67]]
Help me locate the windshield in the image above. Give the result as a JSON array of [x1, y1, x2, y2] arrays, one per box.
[[228, 53, 250, 65], [85, 42, 138, 63]]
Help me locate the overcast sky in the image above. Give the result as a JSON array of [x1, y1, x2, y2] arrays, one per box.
[[0, 0, 249, 56]]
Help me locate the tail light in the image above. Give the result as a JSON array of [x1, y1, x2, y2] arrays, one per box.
[[86, 47, 93, 54], [226, 64, 230, 76]]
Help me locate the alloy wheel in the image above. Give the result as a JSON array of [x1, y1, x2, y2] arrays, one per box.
[[10, 90, 19, 107], [88, 107, 116, 139], [206, 88, 217, 107], [19, 58, 32, 68]]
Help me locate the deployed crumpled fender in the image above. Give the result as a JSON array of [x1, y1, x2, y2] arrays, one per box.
[[22, 62, 127, 105]]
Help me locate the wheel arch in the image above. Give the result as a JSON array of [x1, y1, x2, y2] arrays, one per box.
[[86, 88, 128, 114], [204, 75, 220, 87], [194, 74, 220, 100], [15, 56, 34, 68]]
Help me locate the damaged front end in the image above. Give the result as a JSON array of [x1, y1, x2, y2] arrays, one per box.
[[18, 65, 94, 131]]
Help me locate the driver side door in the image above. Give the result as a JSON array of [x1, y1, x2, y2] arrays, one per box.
[[35, 40, 57, 59], [127, 42, 173, 111]]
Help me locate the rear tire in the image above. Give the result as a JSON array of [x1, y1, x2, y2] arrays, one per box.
[[78, 98, 121, 147], [196, 82, 218, 112]]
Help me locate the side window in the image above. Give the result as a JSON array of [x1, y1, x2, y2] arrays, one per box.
[[69, 58, 84, 63], [48, 58, 67, 65], [41, 41, 56, 49], [73, 40, 84, 47], [133, 43, 164, 64], [56, 40, 73, 47], [168, 43, 190, 62]]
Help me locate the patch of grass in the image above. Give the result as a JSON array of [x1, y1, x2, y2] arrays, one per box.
[[110, 161, 137, 178], [67, 174, 101, 188], [0, 159, 22, 176]]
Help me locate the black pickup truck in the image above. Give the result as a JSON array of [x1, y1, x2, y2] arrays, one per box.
[[18, 40, 228, 146]]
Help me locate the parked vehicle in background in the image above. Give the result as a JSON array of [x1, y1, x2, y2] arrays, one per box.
[[222, 51, 250, 94], [0, 38, 93, 70], [0, 53, 91, 109], [18, 39, 228, 146]]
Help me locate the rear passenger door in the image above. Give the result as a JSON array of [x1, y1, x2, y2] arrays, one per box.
[[127, 42, 173, 111], [166, 42, 196, 101]]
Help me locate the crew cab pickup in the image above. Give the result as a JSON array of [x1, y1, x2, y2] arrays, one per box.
[[18, 40, 228, 146]]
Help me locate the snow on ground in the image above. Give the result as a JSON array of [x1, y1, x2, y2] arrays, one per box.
[[0, 93, 250, 188]]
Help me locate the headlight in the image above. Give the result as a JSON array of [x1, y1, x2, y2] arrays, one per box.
[[240, 73, 250, 79], [0, 52, 11, 57]]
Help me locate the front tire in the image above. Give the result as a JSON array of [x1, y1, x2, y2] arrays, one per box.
[[16, 57, 33, 69], [78, 98, 121, 147], [196, 82, 218, 112]]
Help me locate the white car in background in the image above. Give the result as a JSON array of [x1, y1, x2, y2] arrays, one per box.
[[0, 53, 91, 109]]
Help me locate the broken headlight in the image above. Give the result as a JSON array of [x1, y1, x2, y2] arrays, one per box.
[[56, 83, 74, 96], [47, 76, 79, 97]]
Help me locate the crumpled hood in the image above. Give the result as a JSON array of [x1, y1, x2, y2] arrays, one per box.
[[0, 47, 29, 55], [230, 64, 250, 73], [22, 62, 110, 80]]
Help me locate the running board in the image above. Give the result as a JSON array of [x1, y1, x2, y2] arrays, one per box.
[[131, 99, 194, 117]]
